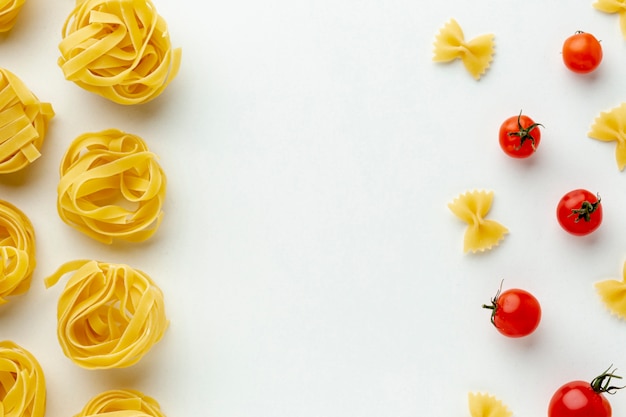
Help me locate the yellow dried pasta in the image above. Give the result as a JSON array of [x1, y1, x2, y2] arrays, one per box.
[[0, 200, 36, 304], [433, 19, 495, 80], [57, 128, 166, 244], [0, 340, 46, 417], [75, 389, 165, 417], [0, 0, 25, 32], [595, 261, 626, 319], [44, 259, 168, 369], [588, 102, 626, 171], [58, 0, 182, 105], [468, 392, 512, 417], [448, 190, 508, 253], [593, 0, 626, 38], [0, 68, 54, 174]]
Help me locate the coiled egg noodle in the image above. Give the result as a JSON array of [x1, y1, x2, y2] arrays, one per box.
[[44, 259, 168, 369], [0, 0, 25, 33], [75, 389, 165, 417], [57, 128, 166, 244], [58, 0, 182, 105], [0, 68, 55, 174], [0, 340, 46, 417], [0, 200, 35, 304]]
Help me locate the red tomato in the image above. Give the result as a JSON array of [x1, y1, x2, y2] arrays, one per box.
[[556, 189, 602, 236], [499, 112, 542, 158], [562, 31, 603, 74], [482, 286, 541, 337], [548, 368, 622, 417]]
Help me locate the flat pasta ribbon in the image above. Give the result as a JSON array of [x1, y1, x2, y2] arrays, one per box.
[[57, 128, 166, 244], [587, 102, 626, 171], [448, 190, 508, 253], [595, 261, 626, 320], [593, 0, 626, 38], [0, 340, 46, 417], [0, 200, 36, 304], [58, 0, 182, 105], [433, 19, 495, 80], [468, 392, 512, 417], [0, 0, 25, 32], [0, 68, 54, 174], [44, 259, 169, 369], [75, 389, 165, 417]]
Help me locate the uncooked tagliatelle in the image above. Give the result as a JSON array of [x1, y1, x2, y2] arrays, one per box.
[[0, 340, 46, 417], [44, 259, 168, 369], [74, 389, 165, 417], [58, 0, 182, 105], [0, 68, 54, 174], [0, 200, 36, 304], [57, 128, 166, 244], [0, 0, 25, 32]]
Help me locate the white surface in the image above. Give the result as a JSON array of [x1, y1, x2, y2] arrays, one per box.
[[2, 1, 626, 416]]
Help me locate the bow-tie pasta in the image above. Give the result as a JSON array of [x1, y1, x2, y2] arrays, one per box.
[[0, 0, 25, 32], [595, 261, 626, 320], [469, 392, 512, 417], [588, 102, 626, 171], [0, 340, 46, 417], [593, 0, 626, 38], [448, 190, 508, 253], [433, 19, 495, 80], [75, 389, 165, 417]]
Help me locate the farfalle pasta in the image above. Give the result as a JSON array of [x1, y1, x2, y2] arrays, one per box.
[[588, 102, 626, 171], [448, 190, 508, 253], [433, 19, 495, 80], [44, 259, 168, 369], [595, 261, 626, 319], [0, 340, 46, 417], [0, 0, 25, 32], [468, 392, 512, 417], [58, 0, 182, 105], [0, 68, 54, 174], [75, 389, 165, 417], [593, 0, 626, 38], [0, 200, 36, 304], [57, 128, 166, 244]]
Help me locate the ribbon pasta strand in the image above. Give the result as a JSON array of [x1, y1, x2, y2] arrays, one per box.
[[468, 392, 513, 417], [448, 190, 508, 253], [433, 19, 495, 80], [57, 128, 166, 244], [588, 102, 626, 171], [0, 0, 25, 32], [595, 261, 626, 320], [0, 200, 36, 304], [0, 340, 46, 417], [593, 0, 626, 38], [58, 0, 182, 105], [44, 260, 168, 369], [0, 68, 55, 174], [75, 389, 165, 417]]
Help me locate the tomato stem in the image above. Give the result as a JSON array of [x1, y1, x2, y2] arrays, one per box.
[[482, 280, 504, 326], [590, 365, 625, 394], [568, 193, 601, 223], [507, 110, 543, 151]]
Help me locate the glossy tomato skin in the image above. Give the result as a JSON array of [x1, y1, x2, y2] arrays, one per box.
[[556, 189, 602, 236], [499, 113, 542, 158], [485, 288, 541, 338], [548, 380, 612, 417], [562, 32, 603, 74]]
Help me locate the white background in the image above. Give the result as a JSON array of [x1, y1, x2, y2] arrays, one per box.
[[2, 0, 626, 416]]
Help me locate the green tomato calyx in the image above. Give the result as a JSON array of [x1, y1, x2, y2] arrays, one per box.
[[569, 193, 601, 223], [482, 280, 503, 326], [508, 110, 543, 151], [590, 365, 625, 394]]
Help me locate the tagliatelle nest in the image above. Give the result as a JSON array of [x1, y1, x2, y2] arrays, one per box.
[[75, 389, 165, 417], [58, 0, 182, 105], [0, 0, 26, 32], [0, 340, 46, 417]]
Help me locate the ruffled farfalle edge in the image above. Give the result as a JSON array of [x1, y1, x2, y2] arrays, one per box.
[[587, 102, 626, 171], [595, 261, 626, 320], [468, 392, 513, 417]]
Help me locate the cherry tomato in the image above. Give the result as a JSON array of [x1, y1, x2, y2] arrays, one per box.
[[548, 367, 623, 417], [499, 112, 543, 158], [562, 31, 603, 74], [556, 189, 602, 236], [482, 285, 541, 338]]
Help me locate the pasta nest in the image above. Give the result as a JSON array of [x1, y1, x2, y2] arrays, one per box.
[[0, 68, 55, 174], [0, 0, 25, 33], [75, 389, 165, 417], [44, 260, 169, 369], [58, 0, 182, 105], [0, 200, 36, 304], [0, 340, 46, 417], [57, 128, 166, 244]]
